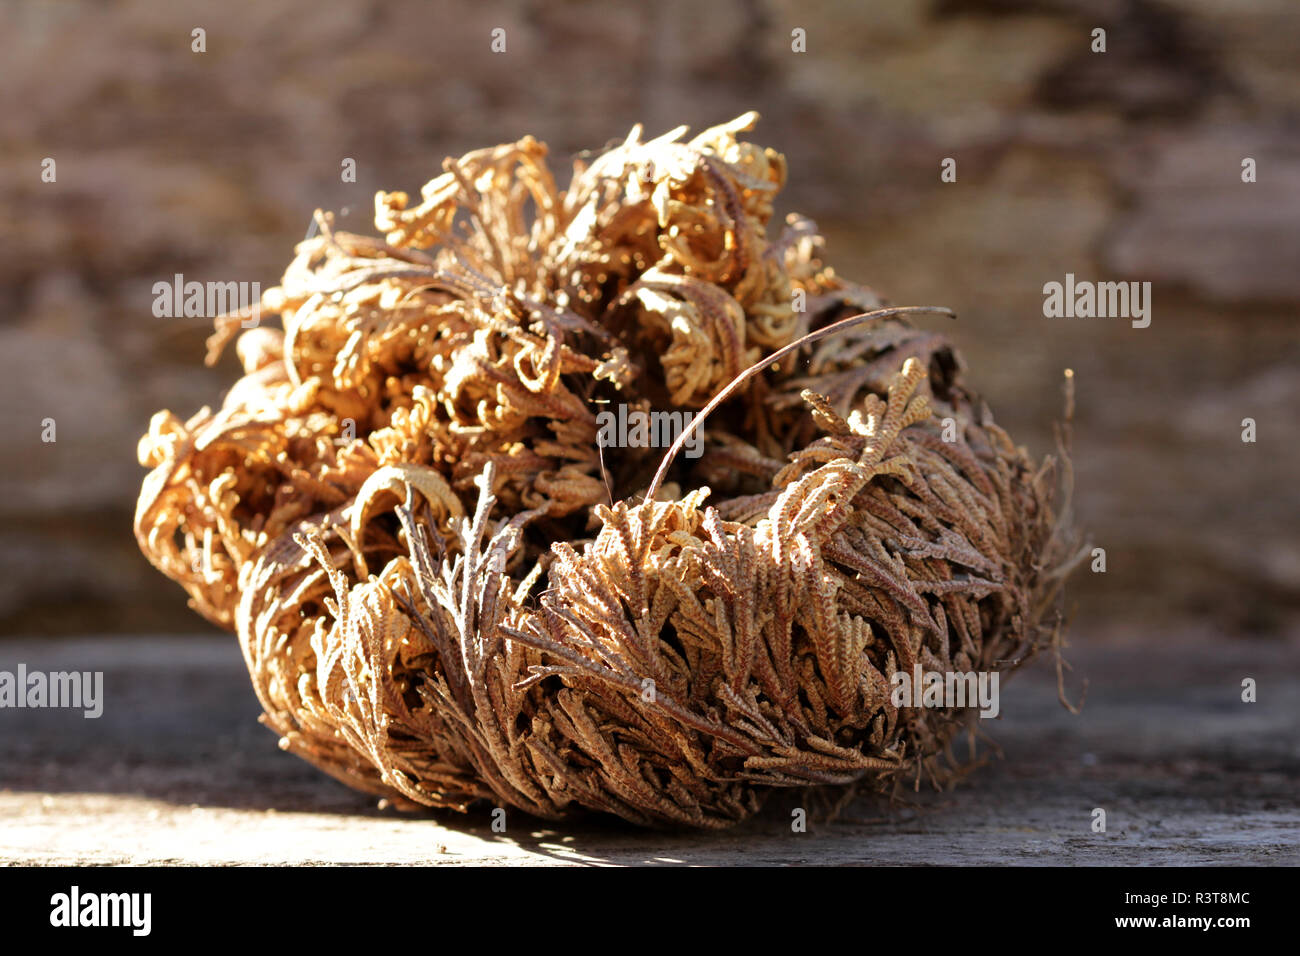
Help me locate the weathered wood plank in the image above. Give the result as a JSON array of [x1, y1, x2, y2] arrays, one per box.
[[1, 635, 1296, 865]]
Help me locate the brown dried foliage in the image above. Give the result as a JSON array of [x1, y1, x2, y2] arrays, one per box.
[[135, 114, 1080, 827]]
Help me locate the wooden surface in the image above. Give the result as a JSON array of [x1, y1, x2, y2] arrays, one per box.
[[1, 634, 1296, 866]]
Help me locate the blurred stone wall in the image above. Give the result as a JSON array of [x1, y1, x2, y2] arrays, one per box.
[[1, 0, 1296, 638]]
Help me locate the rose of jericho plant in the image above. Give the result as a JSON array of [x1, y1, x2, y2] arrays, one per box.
[[135, 113, 1083, 827]]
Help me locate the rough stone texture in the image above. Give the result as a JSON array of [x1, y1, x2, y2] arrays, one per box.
[[0, 5, 1296, 641], [1, 634, 1295, 864]]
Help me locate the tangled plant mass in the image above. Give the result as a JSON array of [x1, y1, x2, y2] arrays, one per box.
[[135, 113, 1081, 827]]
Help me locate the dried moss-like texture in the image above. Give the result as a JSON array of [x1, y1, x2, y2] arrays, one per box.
[[135, 114, 1078, 827]]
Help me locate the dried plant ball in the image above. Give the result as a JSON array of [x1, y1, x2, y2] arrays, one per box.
[[135, 114, 1081, 827]]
